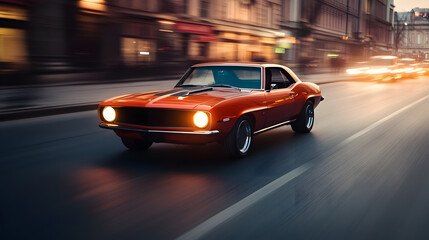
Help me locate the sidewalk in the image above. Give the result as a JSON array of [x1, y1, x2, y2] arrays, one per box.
[[0, 72, 352, 121]]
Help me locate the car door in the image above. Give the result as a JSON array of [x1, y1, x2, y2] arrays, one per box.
[[264, 67, 297, 127]]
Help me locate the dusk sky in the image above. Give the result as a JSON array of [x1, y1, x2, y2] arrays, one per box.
[[395, 0, 429, 12]]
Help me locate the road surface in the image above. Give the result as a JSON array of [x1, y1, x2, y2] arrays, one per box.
[[1, 76, 429, 239]]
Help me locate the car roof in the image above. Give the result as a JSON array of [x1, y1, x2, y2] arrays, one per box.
[[192, 62, 288, 68]]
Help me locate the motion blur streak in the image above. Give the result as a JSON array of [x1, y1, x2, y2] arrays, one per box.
[[340, 94, 429, 146], [176, 163, 311, 240]]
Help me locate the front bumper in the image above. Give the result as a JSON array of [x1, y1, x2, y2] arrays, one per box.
[[100, 123, 219, 135], [99, 123, 220, 144]]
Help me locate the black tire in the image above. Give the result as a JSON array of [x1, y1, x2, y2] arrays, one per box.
[[121, 138, 153, 151], [222, 116, 253, 158], [291, 101, 314, 133]]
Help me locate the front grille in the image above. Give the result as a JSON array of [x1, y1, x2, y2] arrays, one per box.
[[103, 107, 203, 129]]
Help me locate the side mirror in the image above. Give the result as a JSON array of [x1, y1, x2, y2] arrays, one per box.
[[266, 84, 277, 92]]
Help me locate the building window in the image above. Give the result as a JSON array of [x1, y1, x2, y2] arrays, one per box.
[[267, 3, 273, 27], [238, 1, 250, 22], [227, 0, 236, 20], [121, 37, 155, 65], [0, 28, 27, 67], [200, 0, 209, 18], [282, 0, 290, 21], [365, 0, 372, 14], [184, 0, 188, 14]]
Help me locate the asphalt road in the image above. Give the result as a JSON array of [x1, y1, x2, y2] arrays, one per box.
[[1, 76, 429, 240]]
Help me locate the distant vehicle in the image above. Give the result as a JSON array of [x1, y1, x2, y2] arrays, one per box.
[[391, 58, 418, 79], [345, 62, 369, 75], [346, 56, 398, 81], [415, 62, 429, 76], [98, 63, 324, 158]]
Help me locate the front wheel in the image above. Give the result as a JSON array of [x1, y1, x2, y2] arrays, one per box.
[[291, 101, 314, 133], [222, 116, 253, 158], [121, 138, 153, 151]]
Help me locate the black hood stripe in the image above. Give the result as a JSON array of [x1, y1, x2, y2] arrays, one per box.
[[154, 89, 187, 96], [154, 87, 215, 97]]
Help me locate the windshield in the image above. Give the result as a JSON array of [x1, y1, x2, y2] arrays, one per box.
[[178, 66, 262, 89]]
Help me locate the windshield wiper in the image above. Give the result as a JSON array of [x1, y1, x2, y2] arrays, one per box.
[[209, 84, 240, 89]]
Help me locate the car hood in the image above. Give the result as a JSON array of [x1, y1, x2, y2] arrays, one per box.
[[101, 87, 254, 110]]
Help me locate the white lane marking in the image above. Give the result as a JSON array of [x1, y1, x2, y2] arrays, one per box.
[[339, 94, 429, 147], [176, 94, 429, 240], [176, 163, 312, 240]]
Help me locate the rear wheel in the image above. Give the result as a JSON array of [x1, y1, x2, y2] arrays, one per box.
[[222, 116, 253, 158], [291, 101, 314, 133], [121, 138, 153, 151]]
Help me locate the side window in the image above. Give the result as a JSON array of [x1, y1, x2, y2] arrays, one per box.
[[266, 68, 288, 89], [280, 69, 296, 87]]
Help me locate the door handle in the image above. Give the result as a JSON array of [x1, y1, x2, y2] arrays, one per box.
[[289, 92, 295, 98]]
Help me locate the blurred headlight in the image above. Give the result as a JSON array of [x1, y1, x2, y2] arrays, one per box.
[[193, 111, 209, 128], [102, 106, 116, 122], [366, 68, 390, 74], [346, 67, 368, 75], [346, 69, 358, 74]]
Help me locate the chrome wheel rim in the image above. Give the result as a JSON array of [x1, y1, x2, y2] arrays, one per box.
[[236, 120, 252, 154], [306, 105, 314, 129]]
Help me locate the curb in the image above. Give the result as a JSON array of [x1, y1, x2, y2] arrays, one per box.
[[0, 103, 99, 122]]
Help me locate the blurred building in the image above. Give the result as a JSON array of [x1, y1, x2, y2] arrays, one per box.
[[363, 0, 395, 55], [282, 0, 395, 68], [0, 0, 397, 75], [185, 0, 285, 63], [396, 8, 429, 60], [110, 0, 288, 66]]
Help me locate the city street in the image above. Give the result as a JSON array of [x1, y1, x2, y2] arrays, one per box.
[[1, 76, 429, 239]]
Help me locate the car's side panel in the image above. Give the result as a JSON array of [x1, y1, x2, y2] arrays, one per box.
[[263, 67, 304, 125], [264, 88, 297, 126], [290, 82, 322, 117], [209, 91, 267, 134]]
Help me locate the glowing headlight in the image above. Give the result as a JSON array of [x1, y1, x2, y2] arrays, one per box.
[[366, 68, 390, 75], [193, 111, 209, 128], [346, 69, 358, 74], [102, 106, 116, 122]]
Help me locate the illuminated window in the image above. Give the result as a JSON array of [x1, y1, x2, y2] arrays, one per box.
[[365, 0, 372, 14], [79, 0, 106, 12], [121, 37, 155, 65], [0, 28, 27, 65]]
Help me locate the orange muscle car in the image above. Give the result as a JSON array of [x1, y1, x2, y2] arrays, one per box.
[[98, 63, 323, 158]]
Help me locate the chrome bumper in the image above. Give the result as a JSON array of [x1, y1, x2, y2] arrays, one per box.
[[99, 123, 219, 135]]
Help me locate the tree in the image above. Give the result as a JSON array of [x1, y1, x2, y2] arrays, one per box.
[[393, 12, 410, 55]]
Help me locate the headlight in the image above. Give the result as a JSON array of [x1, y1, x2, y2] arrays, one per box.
[[193, 111, 209, 128], [102, 106, 116, 122]]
